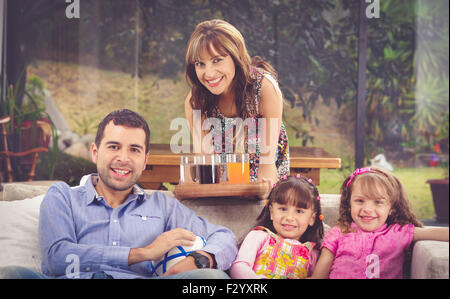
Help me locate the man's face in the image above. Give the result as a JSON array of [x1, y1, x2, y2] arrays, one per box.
[[91, 121, 148, 192]]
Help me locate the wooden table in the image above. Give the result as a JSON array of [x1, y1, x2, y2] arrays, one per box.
[[139, 144, 341, 189]]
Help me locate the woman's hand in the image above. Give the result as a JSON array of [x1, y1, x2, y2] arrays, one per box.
[[260, 177, 274, 201], [258, 163, 278, 200]]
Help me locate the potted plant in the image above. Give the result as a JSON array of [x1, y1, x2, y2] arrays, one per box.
[[426, 112, 449, 223], [1, 73, 59, 181]]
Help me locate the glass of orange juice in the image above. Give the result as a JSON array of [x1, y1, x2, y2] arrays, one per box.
[[227, 153, 250, 183]]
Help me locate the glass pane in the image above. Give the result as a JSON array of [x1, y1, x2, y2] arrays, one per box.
[[4, 0, 448, 223], [364, 0, 449, 222]]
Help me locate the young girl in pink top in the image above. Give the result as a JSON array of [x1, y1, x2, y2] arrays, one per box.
[[311, 167, 449, 279], [230, 175, 324, 279]]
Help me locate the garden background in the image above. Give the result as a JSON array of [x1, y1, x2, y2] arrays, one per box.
[[1, 0, 448, 220]]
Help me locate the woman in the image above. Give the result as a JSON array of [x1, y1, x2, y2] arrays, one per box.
[[184, 19, 289, 185]]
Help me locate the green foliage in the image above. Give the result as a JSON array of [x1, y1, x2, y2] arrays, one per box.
[[411, 76, 449, 140], [23, 75, 46, 111], [72, 114, 99, 136], [355, 0, 449, 161], [26, 0, 353, 147], [36, 151, 96, 186], [1, 70, 60, 180], [11, 0, 449, 158]]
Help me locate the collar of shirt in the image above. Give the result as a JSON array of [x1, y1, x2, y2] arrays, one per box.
[[350, 222, 388, 234], [82, 174, 145, 206]]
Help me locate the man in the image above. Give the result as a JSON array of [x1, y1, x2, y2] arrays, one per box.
[[0, 109, 237, 279]]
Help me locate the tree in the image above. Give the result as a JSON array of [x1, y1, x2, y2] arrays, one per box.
[[4, 0, 67, 110]]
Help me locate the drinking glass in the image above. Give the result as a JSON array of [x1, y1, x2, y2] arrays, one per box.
[[198, 155, 221, 184], [179, 155, 199, 184], [227, 153, 250, 183], [218, 154, 229, 183]]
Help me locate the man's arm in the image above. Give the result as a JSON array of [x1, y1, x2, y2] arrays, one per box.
[[156, 193, 238, 272], [128, 228, 196, 265], [161, 250, 214, 276]]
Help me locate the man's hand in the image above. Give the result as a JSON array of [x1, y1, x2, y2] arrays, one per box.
[[128, 228, 196, 265], [162, 250, 214, 277]]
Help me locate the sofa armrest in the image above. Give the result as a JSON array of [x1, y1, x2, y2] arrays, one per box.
[[411, 240, 449, 279]]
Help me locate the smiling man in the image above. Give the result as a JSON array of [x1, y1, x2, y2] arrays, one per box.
[[0, 109, 237, 279], [90, 111, 150, 208]]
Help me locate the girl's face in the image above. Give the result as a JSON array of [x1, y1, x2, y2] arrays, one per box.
[[269, 201, 316, 240], [194, 45, 236, 97], [350, 182, 392, 232]]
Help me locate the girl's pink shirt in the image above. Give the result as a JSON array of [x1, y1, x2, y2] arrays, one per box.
[[322, 222, 415, 279], [229, 230, 319, 279]]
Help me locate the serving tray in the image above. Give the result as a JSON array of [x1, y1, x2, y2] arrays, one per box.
[[173, 182, 268, 200]]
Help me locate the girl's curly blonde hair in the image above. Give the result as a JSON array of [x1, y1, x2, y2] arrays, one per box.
[[338, 167, 422, 233]]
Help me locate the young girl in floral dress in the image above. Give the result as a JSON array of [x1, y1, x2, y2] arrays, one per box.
[[230, 175, 324, 279]]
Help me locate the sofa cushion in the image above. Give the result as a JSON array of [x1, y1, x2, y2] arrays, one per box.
[[318, 194, 340, 228], [2, 183, 52, 202], [411, 240, 449, 279], [0, 195, 44, 272]]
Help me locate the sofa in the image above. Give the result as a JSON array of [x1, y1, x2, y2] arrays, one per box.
[[0, 181, 448, 279]]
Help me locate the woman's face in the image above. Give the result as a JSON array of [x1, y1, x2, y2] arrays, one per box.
[[194, 45, 236, 97]]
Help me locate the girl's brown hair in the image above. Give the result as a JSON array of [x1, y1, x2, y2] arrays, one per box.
[[338, 167, 423, 233], [185, 19, 277, 119], [253, 176, 324, 247]]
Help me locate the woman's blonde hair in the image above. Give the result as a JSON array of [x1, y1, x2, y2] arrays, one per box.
[[185, 19, 276, 118], [338, 167, 422, 233]]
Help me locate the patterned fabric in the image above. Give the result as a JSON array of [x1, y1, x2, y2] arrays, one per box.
[[322, 223, 415, 279], [210, 67, 290, 181], [252, 226, 314, 279]]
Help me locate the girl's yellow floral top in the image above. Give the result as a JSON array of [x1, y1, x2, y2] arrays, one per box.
[[252, 226, 315, 279]]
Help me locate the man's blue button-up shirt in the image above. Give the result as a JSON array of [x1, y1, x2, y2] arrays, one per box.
[[38, 174, 237, 278]]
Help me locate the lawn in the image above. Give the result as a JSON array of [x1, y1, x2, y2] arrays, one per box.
[[318, 167, 447, 220]]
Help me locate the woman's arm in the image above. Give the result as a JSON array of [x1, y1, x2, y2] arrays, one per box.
[[185, 92, 212, 154], [258, 77, 283, 184], [309, 247, 335, 279], [185, 91, 194, 135], [413, 226, 449, 242]]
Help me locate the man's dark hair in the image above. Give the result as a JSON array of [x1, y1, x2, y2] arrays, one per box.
[[95, 109, 150, 153]]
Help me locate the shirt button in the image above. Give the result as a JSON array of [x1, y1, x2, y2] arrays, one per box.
[[112, 241, 117, 246], [113, 219, 118, 223]]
